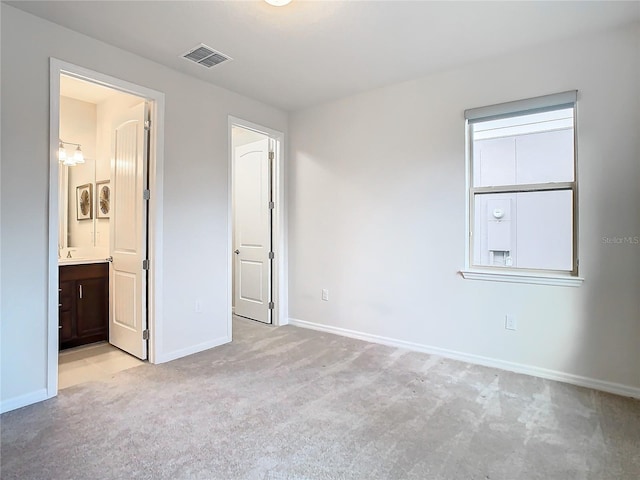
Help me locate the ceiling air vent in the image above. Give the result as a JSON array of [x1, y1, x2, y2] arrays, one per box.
[[182, 44, 232, 68]]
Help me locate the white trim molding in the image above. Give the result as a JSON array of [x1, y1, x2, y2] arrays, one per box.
[[155, 336, 230, 364], [288, 318, 640, 400], [1, 389, 49, 415], [459, 269, 584, 287]]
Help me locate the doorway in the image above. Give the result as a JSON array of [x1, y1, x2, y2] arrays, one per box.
[[229, 118, 286, 328], [48, 59, 165, 397]]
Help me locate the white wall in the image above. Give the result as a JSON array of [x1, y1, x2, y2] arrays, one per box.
[[288, 23, 640, 394], [0, 5, 287, 410]]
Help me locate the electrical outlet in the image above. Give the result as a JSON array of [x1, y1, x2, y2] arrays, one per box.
[[505, 315, 517, 331], [322, 289, 329, 301], [195, 299, 202, 313]]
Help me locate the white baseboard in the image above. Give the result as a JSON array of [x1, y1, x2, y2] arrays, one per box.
[[1, 388, 49, 414], [155, 335, 231, 364], [288, 318, 640, 400]]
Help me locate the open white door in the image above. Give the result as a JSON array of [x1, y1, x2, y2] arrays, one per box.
[[109, 101, 148, 359], [234, 138, 272, 324]]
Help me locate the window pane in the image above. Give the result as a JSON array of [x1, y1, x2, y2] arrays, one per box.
[[472, 108, 574, 139], [473, 137, 516, 187], [515, 190, 573, 270], [473, 193, 516, 267], [473, 190, 573, 271], [472, 108, 574, 187], [515, 129, 574, 184]]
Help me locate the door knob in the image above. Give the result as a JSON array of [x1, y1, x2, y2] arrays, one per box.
[[234, 249, 240, 255]]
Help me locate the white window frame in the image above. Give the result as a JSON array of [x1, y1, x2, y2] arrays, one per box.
[[460, 91, 584, 287]]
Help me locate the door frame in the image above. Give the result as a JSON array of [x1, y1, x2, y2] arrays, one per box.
[[48, 58, 165, 398], [228, 116, 288, 332]]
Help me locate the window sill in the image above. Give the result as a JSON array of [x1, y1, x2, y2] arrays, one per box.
[[459, 269, 584, 287]]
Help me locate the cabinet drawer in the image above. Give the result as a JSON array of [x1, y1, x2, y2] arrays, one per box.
[[59, 280, 74, 297], [60, 263, 108, 282], [59, 280, 74, 312], [59, 311, 73, 342], [59, 295, 73, 311]]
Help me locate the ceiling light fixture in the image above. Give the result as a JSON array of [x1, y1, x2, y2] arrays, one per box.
[[58, 140, 84, 166], [265, 0, 292, 6]]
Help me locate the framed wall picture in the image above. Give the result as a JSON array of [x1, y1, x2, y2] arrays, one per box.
[[96, 180, 111, 219], [76, 183, 93, 221]]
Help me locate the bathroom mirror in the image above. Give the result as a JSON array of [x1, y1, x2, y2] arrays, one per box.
[[58, 85, 100, 252], [58, 157, 97, 250]]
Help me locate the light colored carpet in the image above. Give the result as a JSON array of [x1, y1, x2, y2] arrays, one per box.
[[1, 317, 639, 480]]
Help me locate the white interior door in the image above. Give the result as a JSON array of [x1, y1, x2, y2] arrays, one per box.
[[234, 138, 272, 324], [109, 101, 148, 359]]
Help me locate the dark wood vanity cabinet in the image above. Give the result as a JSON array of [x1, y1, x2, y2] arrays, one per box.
[[59, 263, 109, 350]]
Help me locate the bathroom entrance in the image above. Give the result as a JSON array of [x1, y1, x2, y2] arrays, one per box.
[[58, 73, 149, 356], [49, 60, 164, 393]]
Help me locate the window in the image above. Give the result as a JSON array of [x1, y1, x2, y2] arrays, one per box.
[[463, 91, 581, 284]]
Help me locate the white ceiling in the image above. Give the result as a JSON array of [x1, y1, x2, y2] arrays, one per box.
[[7, 1, 640, 112], [233, 126, 267, 147], [60, 74, 127, 104]]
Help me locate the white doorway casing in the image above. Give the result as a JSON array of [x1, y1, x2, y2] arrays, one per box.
[[48, 59, 165, 398], [228, 117, 288, 333]]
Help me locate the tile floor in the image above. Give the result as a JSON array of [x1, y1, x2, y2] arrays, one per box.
[[58, 342, 145, 389]]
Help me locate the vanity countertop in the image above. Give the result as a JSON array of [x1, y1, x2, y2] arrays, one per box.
[[59, 258, 110, 267]]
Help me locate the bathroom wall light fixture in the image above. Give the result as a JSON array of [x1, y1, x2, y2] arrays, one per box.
[[58, 140, 84, 166], [265, 0, 292, 6]]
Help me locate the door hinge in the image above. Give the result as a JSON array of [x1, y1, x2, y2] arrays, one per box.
[[142, 329, 150, 340], [268, 251, 274, 259], [144, 120, 151, 131], [268, 301, 275, 310], [143, 189, 150, 200], [268, 151, 274, 161], [268, 201, 275, 210], [143, 259, 150, 270]]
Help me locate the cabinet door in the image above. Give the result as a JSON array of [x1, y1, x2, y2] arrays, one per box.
[[76, 277, 109, 338], [59, 263, 109, 350]]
